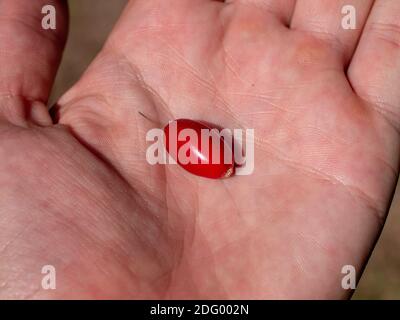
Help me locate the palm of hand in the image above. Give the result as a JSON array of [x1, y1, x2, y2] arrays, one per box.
[[0, 0, 398, 299]]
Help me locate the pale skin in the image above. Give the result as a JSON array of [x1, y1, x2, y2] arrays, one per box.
[[0, 0, 399, 299]]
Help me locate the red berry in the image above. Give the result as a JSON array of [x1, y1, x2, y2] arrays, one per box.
[[164, 119, 235, 179]]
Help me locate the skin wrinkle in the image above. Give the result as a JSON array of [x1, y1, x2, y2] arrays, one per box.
[[275, 117, 396, 180], [230, 89, 398, 179], [112, 22, 246, 128], [162, 42, 220, 94], [285, 237, 343, 299], [227, 82, 321, 95], [293, 231, 350, 281], [0, 221, 34, 257], [204, 61, 246, 127], [202, 49, 248, 128], [164, 174, 196, 264], [0, 15, 63, 46], [228, 81, 396, 212], [36, 241, 145, 299], [61, 98, 147, 187], [295, 31, 349, 68], [231, 92, 299, 114], [220, 46, 245, 83], [358, 93, 400, 134], [183, 191, 201, 273], [160, 29, 231, 104], [27, 128, 173, 282], [119, 20, 221, 38], [296, 230, 330, 253], [104, 45, 175, 122], [204, 222, 257, 256], [213, 14, 247, 86], [239, 237, 290, 297], [197, 193, 369, 295], [367, 21, 400, 49], [181, 226, 229, 299], [255, 119, 397, 182], [103, 192, 172, 271], [368, 103, 400, 135], [18, 286, 42, 300], [0, 220, 71, 299], [295, 55, 345, 71], [252, 138, 387, 224], [67, 193, 173, 297], [39, 166, 129, 242], [229, 0, 291, 25], [217, 11, 251, 88], [146, 44, 244, 126], [221, 180, 243, 219], [204, 243, 237, 297]]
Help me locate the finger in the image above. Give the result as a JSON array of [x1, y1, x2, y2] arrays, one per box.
[[291, 0, 374, 65], [225, 0, 296, 26], [0, 0, 68, 103], [348, 0, 400, 131]]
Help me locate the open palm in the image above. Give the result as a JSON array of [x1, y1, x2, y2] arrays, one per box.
[[1, 0, 399, 299]]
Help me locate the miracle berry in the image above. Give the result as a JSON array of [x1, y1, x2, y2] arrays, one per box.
[[163, 119, 235, 179]]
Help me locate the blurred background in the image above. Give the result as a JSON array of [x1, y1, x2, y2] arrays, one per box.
[[50, 0, 400, 299]]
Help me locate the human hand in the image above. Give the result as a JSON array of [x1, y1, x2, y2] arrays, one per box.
[[0, 0, 399, 299]]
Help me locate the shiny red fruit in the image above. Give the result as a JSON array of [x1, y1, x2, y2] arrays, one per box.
[[164, 119, 235, 179]]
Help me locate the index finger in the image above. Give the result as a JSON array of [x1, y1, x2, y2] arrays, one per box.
[[0, 0, 68, 103]]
